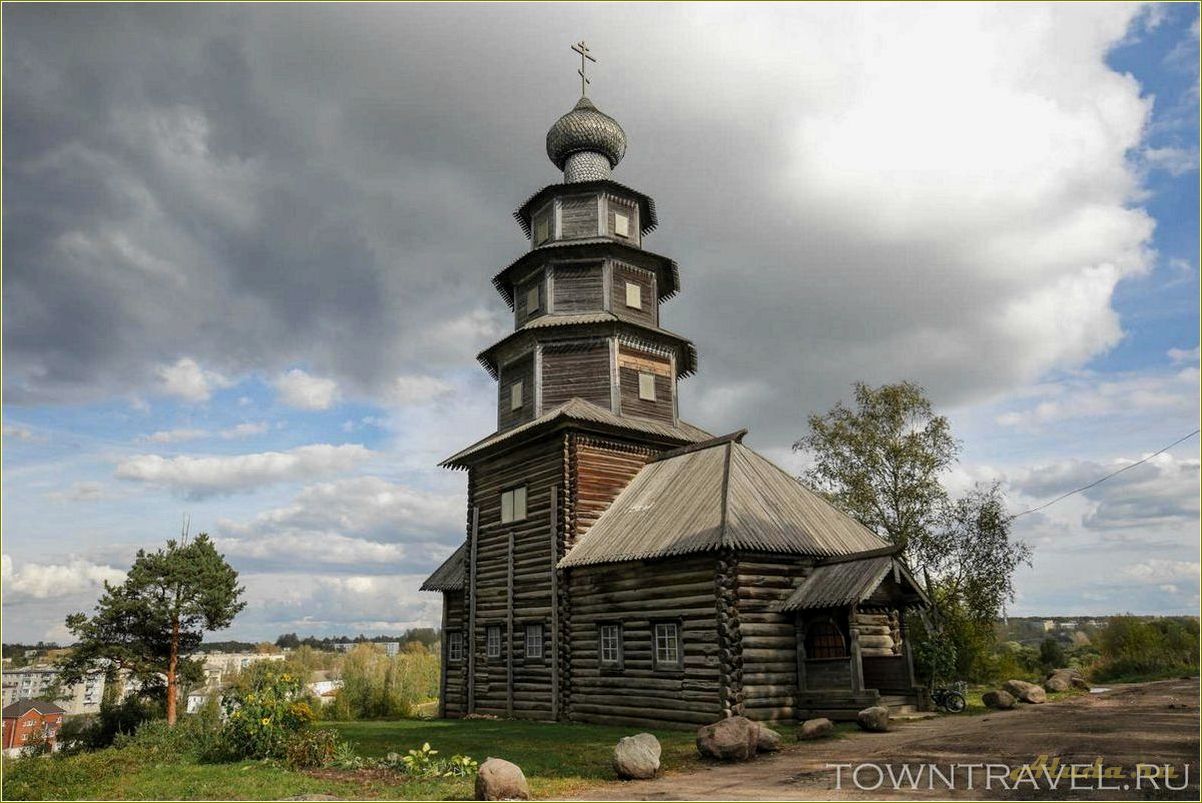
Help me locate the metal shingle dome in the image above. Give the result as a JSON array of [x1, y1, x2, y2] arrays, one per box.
[[545, 96, 627, 170]]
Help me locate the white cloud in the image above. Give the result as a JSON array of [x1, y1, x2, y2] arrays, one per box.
[[1124, 559, 1200, 583], [216, 532, 405, 566], [387, 374, 454, 406], [46, 481, 109, 502], [1, 554, 126, 600], [1143, 145, 1200, 176], [157, 357, 231, 402], [994, 366, 1199, 430], [1168, 345, 1201, 364], [2, 423, 42, 442], [115, 443, 371, 497], [274, 369, 341, 410], [142, 427, 209, 444], [222, 422, 269, 439]]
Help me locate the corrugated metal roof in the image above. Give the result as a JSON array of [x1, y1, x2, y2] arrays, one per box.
[[420, 542, 467, 591], [778, 557, 894, 611], [559, 439, 889, 568], [440, 397, 713, 469], [476, 314, 698, 378]]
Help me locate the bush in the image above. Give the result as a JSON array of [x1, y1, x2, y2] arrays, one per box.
[[328, 645, 439, 720], [1094, 616, 1200, 681], [220, 662, 313, 760], [283, 728, 340, 769]]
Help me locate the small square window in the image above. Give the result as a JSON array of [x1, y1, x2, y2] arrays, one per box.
[[510, 380, 523, 411], [501, 486, 527, 523], [654, 622, 682, 669], [525, 624, 544, 659], [447, 631, 464, 662], [638, 372, 657, 401], [535, 218, 550, 246], [526, 284, 540, 313], [624, 281, 642, 309], [486, 625, 502, 659], [599, 623, 622, 667], [614, 212, 630, 238]]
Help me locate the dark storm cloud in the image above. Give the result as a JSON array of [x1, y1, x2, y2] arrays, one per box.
[[4, 4, 1154, 447]]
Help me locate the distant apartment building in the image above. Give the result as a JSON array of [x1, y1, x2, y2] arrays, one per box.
[[1, 666, 107, 715], [3, 699, 65, 756], [333, 642, 400, 656], [192, 652, 285, 689]]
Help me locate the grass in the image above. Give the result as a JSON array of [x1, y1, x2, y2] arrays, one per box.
[[1, 717, 716, 801]]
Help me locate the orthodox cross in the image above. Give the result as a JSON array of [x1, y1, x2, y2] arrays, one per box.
[[571, 40, 596, 96]]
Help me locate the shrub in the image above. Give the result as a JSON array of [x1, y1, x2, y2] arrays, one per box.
[[329, 645, 440, 720], [283, 728, 340, 770], [220, 661, 313, 760]]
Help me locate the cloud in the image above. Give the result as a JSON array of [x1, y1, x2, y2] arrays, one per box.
[[1143, 145, 1200, 176], [157, 358, 232, 402], [1168, 345, 1200, 364], [115, 443, 372, 497], [140, 421, 270, 443], [274, 369, 341, 410], [2, 423, 42, 442], [1123, 559, 1201, 583], [46, 481, 109, 502], [1, 554, 126, 600], [0, 3, 1158, 448], [387, 375, 454, 406]]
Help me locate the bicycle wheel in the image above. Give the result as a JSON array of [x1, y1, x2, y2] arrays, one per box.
[[945, 692, 966, 712]]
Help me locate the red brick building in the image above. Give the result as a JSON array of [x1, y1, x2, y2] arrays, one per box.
[[2, 699, 65, 754]]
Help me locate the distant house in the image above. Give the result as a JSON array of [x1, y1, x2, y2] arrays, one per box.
[[307, 671, 343, 704], [3, 699, 65, 756], [191, 652, 285, 689]]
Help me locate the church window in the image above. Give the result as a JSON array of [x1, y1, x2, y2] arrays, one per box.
[[806, 620, 846, 659], [500, 486, 527, 523], [624, 281, 641, 309], [526, 284, 540, 313], [525, 624, 543, 658], [638, 372, 657, 401], [535, 218, 551, 246], [447, 631, 464, 662], [614, 212, 630, 238], [486, 625, 502, 659], [510, 381, 523, 411], [599, 623, 622, 667], [653, 622, 682, 669]]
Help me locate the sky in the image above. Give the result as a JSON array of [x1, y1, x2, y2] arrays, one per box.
[[3, 2, 1198, 643]]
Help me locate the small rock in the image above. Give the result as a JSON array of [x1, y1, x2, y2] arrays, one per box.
[[856, 706, 890, 732], [696, 716, 758, 761], [613, 733, 661, 780], [755, 723, 782, 753], [1002, 679, 1047, 704], [797, 718, 834, 740], [1043, 675, 1071, 693], [475, 757, 530, 801], [982, 689, 1016, 710]]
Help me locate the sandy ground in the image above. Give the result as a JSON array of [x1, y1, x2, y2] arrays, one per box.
[[571, 679, 1201, 801]]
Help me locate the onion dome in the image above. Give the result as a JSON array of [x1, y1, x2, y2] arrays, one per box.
[[546, 97, 627, 179]]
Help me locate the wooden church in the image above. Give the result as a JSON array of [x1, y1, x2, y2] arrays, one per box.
[[422, 52, 930, 728]]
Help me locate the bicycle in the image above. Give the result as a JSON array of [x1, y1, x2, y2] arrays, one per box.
[[931, 680, 967, 712]]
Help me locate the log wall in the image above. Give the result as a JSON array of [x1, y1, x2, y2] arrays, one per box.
[[442, 591, 467, 717], [561, 194, 600, 240], [571, 436, 656, 547], [611, 262, 657, 327], [468, 438, 563, 719], [605, 195, 640, 246], [541, 341, 611, 410], [734, 552, 814, 721], [566, 553, 723, 729], [552, 263, 605, 313], [497, 355, 534, 430]]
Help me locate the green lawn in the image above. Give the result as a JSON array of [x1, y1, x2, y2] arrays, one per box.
[[2, 717, 712, 801]]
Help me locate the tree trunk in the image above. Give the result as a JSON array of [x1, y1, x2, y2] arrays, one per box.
[[166, 616, 179, 726]]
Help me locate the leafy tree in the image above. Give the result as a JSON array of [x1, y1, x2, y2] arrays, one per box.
[[60, 532, 245, 726], [275, 632, 302, 649], [1039, 637, 1066, 670], [795, 381, 959, 555], [797, 383, 1031, 682]]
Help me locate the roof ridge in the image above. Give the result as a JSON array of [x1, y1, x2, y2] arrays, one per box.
[[648, 428, 747, 463], [717, 440, 734, 548]]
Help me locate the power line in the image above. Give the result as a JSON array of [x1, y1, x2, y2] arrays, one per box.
[[1009, 428, 1201, 521]]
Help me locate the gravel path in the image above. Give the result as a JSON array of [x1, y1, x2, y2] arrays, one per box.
[[571, 678, 1200, 800]]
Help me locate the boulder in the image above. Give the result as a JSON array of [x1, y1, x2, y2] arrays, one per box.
[[982, 689, 1016, 710], [1071, 676, 1091, 691], [755, 723, 782, 753], [612, 733, 661, 780], [1002, 680, 1047, 704], [696, 716, 758, 761], [1043, 674, 1071, 693], [798, 718, 834, 740], [475, 758, 530, 801], [856, 706, 890, 732]]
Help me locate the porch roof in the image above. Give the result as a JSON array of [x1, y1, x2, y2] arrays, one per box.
[[419, 542, 467, 592], [778, 552, 930, 611]]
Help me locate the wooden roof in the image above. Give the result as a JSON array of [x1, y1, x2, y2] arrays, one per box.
[[514, 180, 658, 237], [440, 397, 712, 469], [2, 698, 66, 718], [491, 240, 679, 308], [420, 542, 467, 591], [778, 553, 929, 611], [559, 436, 889, 568], [476, 313, 698, 378]]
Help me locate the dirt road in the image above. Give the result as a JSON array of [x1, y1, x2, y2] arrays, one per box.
[[573, 679, 1200, 800]]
